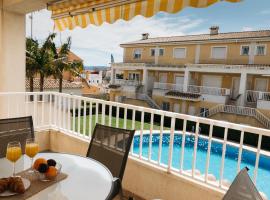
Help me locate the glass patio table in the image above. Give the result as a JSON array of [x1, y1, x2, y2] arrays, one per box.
[[0, 153, 113, 200]]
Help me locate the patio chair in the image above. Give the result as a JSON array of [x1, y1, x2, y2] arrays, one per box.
[[87, 124, 135, 200], [0, 116, 34, 158], [223, 167, 263, 200]]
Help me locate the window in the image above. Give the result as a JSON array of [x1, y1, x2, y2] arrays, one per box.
[[150, 48, 164, 56], [133, 49, 142, 59], [256, 45, 266, 56], [116, 73, 124, 79], [241, 46, 250, 56], [200, 108, 209, 117], [162, 102, 170, 111], [173, 48, 186, 59], [128, 73, 140, 81], [211, 46, 227, 59], [150, 49, 155, 57], [159, 49, 164, 56]]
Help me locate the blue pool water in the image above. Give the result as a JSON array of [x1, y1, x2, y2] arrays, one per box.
[[133, 133, 270, 197]]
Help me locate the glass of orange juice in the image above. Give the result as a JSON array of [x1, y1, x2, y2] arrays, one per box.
[[25, 138, 39, 173], [6, 141, 22, 176]]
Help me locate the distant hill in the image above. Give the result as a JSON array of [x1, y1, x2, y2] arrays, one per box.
[[84, 66, 110, 71]]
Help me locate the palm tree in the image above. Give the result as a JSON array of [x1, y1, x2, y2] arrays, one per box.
[[26, 33, 56, 93], [38, 33, 56, 92], [26, 38, 39, 93], [51, 37, 83, 93]]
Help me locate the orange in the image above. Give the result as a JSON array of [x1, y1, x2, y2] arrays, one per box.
[[33, 158, 47, 170], [45, 166, 58, 179]]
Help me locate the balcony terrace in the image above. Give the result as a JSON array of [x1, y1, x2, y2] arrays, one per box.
[[153, 82, 231, 104], [1, 92, 270, 200]]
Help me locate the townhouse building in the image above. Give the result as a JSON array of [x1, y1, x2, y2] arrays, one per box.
[[109, 27, 270, 128]]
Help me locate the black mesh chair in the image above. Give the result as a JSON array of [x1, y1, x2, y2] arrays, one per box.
[[87, 124, 135, 200], [0, 116, 34, 158]]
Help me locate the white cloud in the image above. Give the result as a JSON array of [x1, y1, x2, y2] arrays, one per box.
[[260, 10, 270, 15], [242, 26, 254, 32], [26, 10, 205, 66]]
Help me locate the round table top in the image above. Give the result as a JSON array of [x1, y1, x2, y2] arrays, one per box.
[[0, 153, 113, 200]]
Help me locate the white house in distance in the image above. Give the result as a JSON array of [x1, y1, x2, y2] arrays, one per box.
[[86, 71, 103, 86]]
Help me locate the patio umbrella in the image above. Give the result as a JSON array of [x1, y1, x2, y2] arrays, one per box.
[[47, 0, 241, 31]]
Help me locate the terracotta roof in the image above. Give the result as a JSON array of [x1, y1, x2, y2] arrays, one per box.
[[121, 30, 270, 45], [67, 51, 83, 62], [57, 49, 83, 62], [26, 78, 82, 89]]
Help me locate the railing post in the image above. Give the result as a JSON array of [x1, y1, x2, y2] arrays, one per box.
[[168, 117, 175, 172]]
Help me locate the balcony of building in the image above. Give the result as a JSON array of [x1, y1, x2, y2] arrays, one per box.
[[1, 91, 270, 200], [153, 82, 231, 104], [246, 90, 270, 109]]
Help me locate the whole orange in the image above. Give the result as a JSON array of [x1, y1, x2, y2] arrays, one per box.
[[33, 158, 47, 170], [45, 166, 58, 179]]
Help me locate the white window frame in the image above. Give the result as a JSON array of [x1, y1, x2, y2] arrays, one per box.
[[240, 45, 250, 56], [159, 48, 165, 56], [128, 72, 140, 81], [255, 44, 267, 56], [173, 47, 187, 59], [133, 48, 142, 59], [211, 46, 227, 59]]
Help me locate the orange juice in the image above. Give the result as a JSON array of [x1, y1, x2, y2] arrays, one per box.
[[25, 143, 39, 158], [6, 146, 22, 162]]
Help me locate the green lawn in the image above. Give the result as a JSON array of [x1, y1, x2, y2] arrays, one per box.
[[73, 115, 167, 136]]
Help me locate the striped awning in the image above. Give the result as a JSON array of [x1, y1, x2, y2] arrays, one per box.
[[48, 0, 241, 31]]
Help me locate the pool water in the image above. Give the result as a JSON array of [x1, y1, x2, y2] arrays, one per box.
[[133, 134, 270, 198]]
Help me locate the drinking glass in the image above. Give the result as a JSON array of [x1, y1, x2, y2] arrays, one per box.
[[25, 138, 39, 173], [6, 141, 22, 176]]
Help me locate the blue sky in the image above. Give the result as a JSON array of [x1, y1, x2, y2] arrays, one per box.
[[26, 0, 270, 66]]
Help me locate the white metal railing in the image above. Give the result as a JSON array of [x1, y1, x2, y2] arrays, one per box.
[[153, 82, 184, 91], [154, 82, 230, 96], [246, 90, 270, 103], [114, 79, 141, 86], [199, 104, 270, 129], [188, 85, 231, 96], [1, 92, 270, 195]]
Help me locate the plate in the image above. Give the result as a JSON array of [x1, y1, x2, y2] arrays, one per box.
[[0, 178, 31, 197]]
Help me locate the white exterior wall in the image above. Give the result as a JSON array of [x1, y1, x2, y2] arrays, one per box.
[[0, 8, 26, 118], [257, 100, 270, 110]]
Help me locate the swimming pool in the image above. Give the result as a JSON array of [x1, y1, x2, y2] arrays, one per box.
[[133, 133, 270, 198]]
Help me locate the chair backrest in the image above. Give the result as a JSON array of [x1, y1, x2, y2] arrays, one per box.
[[0, 116, 34, 158], [223, 167, 263, 200], [87, 124, 135, 180]]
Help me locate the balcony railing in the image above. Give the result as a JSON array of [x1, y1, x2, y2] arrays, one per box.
[[1, 92, 270, 197], [115, 79, 141, 86], [153, 82, 184, 91], [154, 82, 230, 96], [246, 90, 270, 103]]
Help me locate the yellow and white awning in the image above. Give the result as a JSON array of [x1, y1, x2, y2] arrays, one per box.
[[48, 0, 241, 31]]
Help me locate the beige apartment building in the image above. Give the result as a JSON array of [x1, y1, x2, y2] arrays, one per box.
[[109, 27, 270, 128]]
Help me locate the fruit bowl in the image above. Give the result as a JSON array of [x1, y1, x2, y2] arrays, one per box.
[[36, 163, 62, 181], [33, 158, 62, 181]]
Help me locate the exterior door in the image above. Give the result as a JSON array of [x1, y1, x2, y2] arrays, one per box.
[[202, 75, 222, 87], [147, 75, 155, 92], [175, 76, 184, 85], [255, 78, 268, 91], [188, 106, 196, 115], [173, 103, 180, 113], [232, 77, 240, 99], [159, 73, 167, 83]]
